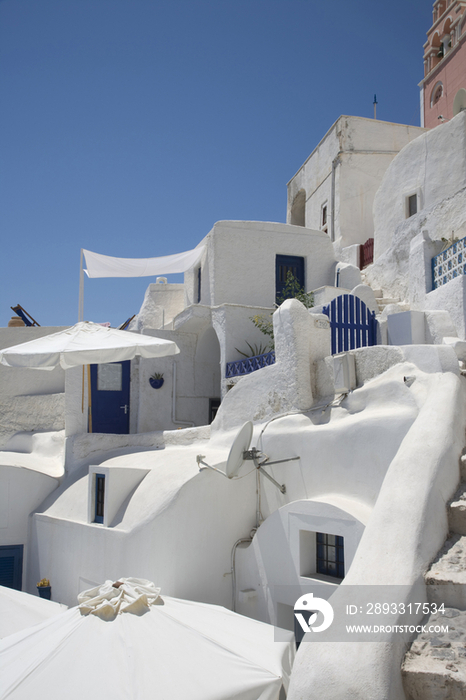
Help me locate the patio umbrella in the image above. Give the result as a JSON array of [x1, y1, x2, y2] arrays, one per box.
[[0, 586, 67, 639], [0, 578, 295, 700], [0, 321, 179, 370]]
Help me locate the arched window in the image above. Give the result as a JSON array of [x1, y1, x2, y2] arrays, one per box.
[[431, 81, 443, 107], [290, 189, 306, 227]]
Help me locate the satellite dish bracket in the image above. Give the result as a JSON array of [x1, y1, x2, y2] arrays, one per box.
[[242, 447, 300, 495]]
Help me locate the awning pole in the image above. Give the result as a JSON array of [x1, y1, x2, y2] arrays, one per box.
[[87, 365, 92, 433], [78, 249, 84, 322]]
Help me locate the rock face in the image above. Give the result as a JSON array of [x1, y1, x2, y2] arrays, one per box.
[[402, 609, 466, 700]]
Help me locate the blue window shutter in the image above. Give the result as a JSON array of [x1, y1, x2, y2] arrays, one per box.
[[0, 545, 23, 590]]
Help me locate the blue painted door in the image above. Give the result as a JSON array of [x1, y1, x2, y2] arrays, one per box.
[[0, 544, 23, 590], [275, 255, 305, 303], [90, 361, 130, 434]]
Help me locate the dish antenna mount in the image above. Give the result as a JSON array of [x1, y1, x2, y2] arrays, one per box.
[[197, 421, 300, 495]]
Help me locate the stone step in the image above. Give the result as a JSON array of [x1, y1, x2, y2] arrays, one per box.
[[425, 535, 466, 610], [402, 608, 466, 699], [449, 484, 466, 536], [376, 297, 401, 307]]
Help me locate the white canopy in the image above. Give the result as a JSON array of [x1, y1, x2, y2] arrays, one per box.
[[83, 246, 205, 278], [0, 586, 67, 639], [0, 578, 295, 700], [0, 322, 180, 370]]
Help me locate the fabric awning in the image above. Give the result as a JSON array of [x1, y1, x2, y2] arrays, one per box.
[[83, 246, 205, 278]]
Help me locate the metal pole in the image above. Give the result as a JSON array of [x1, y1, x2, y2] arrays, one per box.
[[78, 249, 84, 322]]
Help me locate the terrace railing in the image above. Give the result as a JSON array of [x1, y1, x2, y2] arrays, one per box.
[[432, 236, 466, 289], [226, 351, 276, 378]]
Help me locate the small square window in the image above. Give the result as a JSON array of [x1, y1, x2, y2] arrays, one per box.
[[97, 364, 122, 391]]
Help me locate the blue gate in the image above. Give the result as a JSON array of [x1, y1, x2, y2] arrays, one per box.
[[323, 295, 377, 355]]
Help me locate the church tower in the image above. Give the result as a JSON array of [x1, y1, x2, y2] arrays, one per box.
[[420, 1, 466, 128]]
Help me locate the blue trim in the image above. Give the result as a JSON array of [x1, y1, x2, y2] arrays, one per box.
[[226, 351, 275, 378], [432, 235, 466, 289]]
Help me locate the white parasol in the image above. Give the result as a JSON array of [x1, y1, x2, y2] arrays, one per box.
[[0, 322, 179, 370], [0, 578, 295, 700]]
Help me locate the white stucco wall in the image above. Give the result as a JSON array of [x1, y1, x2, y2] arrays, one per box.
[[184, 221, 336, 308], [130, 282, 186, 331], [288, 368, 466, 700], [0, 327, 67, 447], [287, 116, 426, 248], [0, 465, 60, 590], [373, 111, 466, 261]]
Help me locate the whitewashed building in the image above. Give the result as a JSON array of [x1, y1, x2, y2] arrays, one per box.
[[286, 115, 426, 257]]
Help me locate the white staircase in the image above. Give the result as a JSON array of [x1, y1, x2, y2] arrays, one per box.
[[360, 270, 409, 314]]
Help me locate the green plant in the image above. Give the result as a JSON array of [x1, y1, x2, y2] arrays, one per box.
[[249, 272, 314, 350], [235, 341, 270, 359], [37, 578, 50, 587], [277, 272, 314, 309], [150, 372, 164, 380]]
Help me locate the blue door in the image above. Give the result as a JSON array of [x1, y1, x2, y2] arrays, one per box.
[[276, 255, 305, 303], [90, 361, 130, 434], [0, 545, 23, 590]]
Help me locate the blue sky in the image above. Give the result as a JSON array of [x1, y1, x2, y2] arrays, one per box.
[[1, 0, 431, 327]]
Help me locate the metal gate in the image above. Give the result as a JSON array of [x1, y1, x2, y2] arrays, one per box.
[[323, 294, 377, 355]]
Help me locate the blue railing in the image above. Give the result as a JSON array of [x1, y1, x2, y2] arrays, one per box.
[[226, 351, 276, 378], [432, 236, 466, 289]]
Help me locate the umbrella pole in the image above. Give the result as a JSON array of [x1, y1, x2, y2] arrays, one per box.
[[87, 365, 92, 433]]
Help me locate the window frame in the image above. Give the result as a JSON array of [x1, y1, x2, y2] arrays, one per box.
[[94, 473, 105, 524]]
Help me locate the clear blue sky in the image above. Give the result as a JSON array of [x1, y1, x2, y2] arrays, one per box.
[[1, 0, 431, 327]]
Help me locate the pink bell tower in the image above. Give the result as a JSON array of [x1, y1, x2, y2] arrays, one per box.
[[420, 1, 466, 128]]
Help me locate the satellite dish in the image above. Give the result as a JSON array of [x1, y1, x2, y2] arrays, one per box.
[[225, 421, 253, 478], [453, 88, 466, 116], [196, 421, 253, 479]]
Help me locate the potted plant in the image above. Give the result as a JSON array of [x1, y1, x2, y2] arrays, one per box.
[[37, 578, 51, 600], [149, 372, 164, 389]]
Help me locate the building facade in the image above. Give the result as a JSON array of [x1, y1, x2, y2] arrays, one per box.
[[421, 0, 466, 128]]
